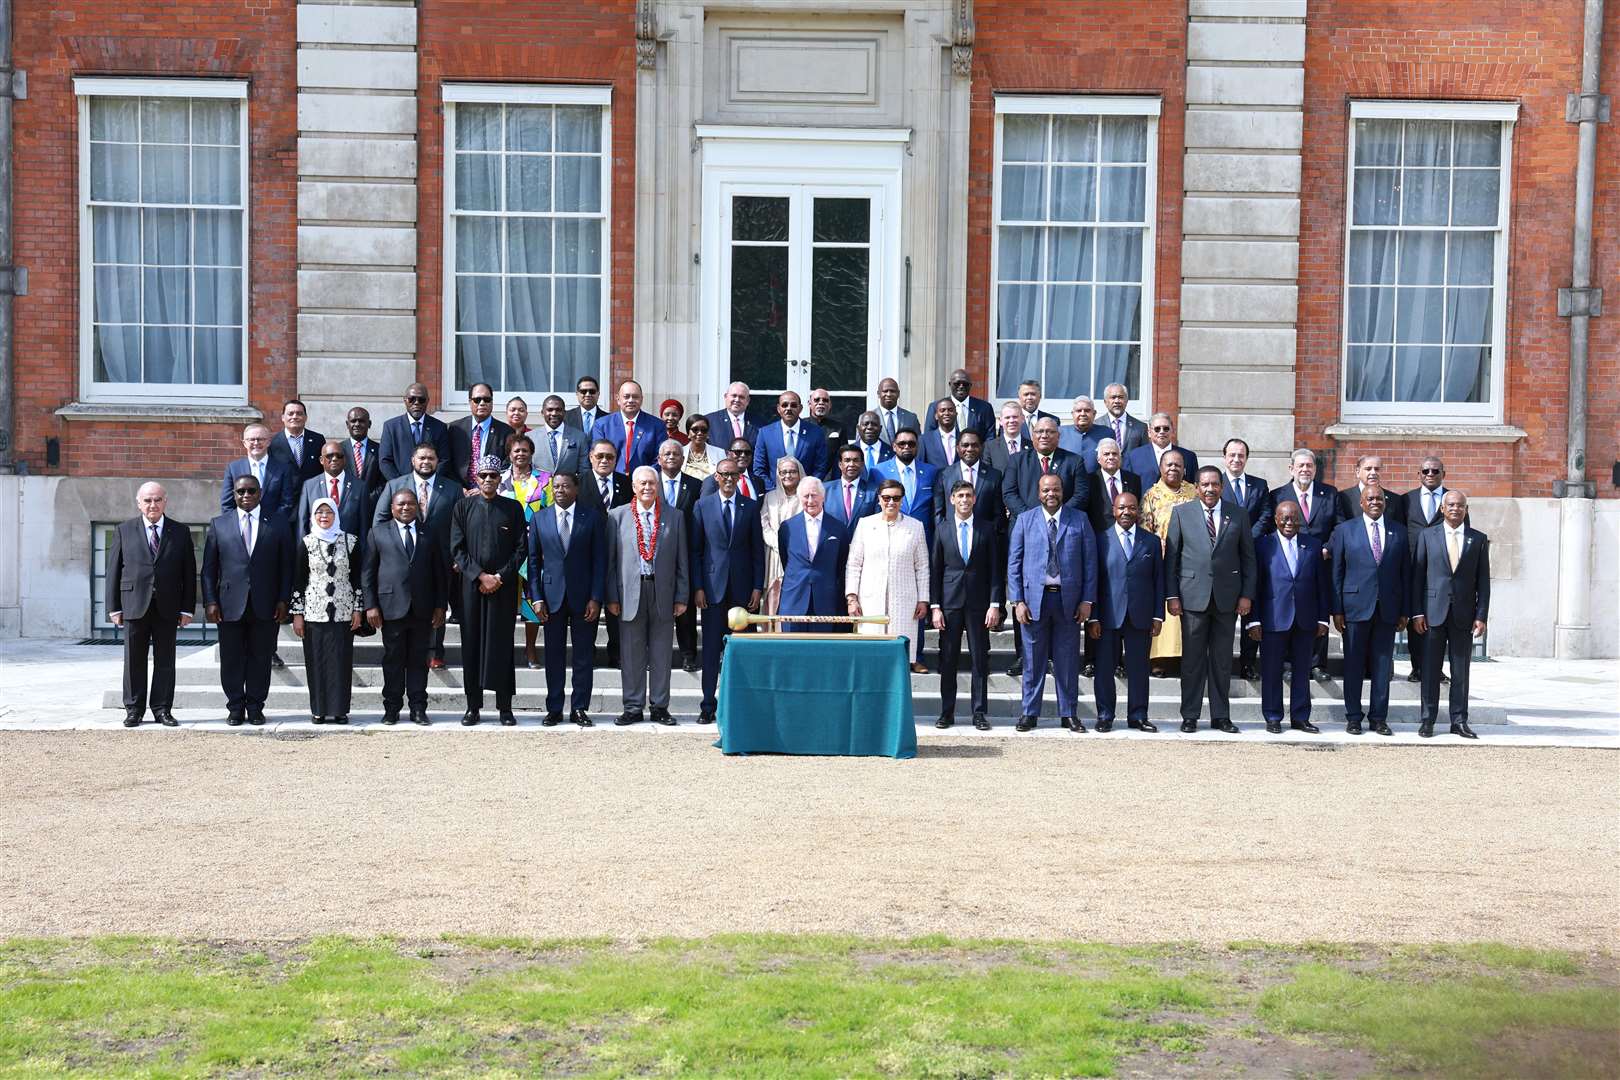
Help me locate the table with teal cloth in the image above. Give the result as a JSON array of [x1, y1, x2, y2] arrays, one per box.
[[715, 636, 917, 758]]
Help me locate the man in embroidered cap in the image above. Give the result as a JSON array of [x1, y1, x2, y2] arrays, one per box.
[[450, 455, 528, 726]]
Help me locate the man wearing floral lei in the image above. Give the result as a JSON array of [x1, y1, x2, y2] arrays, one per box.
[[605, 465, 690, 726]]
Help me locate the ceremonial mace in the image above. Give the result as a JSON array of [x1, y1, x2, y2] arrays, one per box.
[[727, 607, 893, 638]]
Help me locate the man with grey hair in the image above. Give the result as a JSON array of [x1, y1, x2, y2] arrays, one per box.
[[1268, 447, 1341, 679], [1123, 412, 1198, 489], [221, 423, 297, 521], [108, 482, 197, 727], [1059, 395, 1105, 467], [1097, 382, 1148, 454], [776, 475, 850, 632], [658, 437, 704, 671], [606, 464, 690, 725], [705, 381, 760, 450]]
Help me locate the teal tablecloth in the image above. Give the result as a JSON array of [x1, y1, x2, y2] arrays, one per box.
[[716, 636, 917, 758]]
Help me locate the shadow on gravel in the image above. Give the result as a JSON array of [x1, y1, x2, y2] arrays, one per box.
[[914, 743, 1004, 759]]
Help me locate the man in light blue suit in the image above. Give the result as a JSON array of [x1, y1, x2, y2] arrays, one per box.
[[871, 427, 939, 667], [753, 391, 829, 492], [1058, 396, 1106, 470], [1330, 485, 1409, 736], [1007, 472, 1097, 733], [825, 446, 879, 528], [690, 459, 766, 723], [775, 478, 849, 632], [526, 472, 606, 727], [1247, 500, 1331, 734], [591, 380, 660, 475], [1086, 490, 1164, 733]]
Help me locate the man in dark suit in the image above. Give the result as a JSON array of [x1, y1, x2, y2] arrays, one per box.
[[705, 381, 760, 454], [1221, 437, 1271, 680], [526, 472, 607, 727], [925, 367, 996, 440], [1269, 448, 1342, 678], [754, 391, 829, 492], [985, 401, 1032, 475], [700, 439, 762, 501], [341, 407, 384, 505], [874, 377, 922, 446], [776, 478, 850, 631], [1123, 413, 1199, 489], [1057, 396, 1104, 468], [203, 475, 294, 726], [1336, 454, 1405, 524], [919, 398, 965, 471], [1409, 490, 1490, 739], [930, 479, 1005, 730], [593, 380, 661, 475], [379, 383, 452, 482], [267, 399, 326, 484], [848, 410, 894, 476], [1087, 490, 1164, 733], [605, 466, 690, 725], [221, 424, 298, 522], [931, 431, 1003, 536], [1081, 437, 1143, 678], [1403, 455, 1459, 684], [1096, 382, 1148, 454], [690, 459, 767, 723], [871, 427, 940, 666], [297, 440, 371, 544], [564, 374, 603, 437], [448, 382, 516, 494], [1246, 500, 1331, 734], [1165, 466, 1257, 734], [363, 488, 448, 726], [807, 388, 847, 477], [533, 394, 585, 479], [577, 439, 631, 665], [656, 438, 705, 671], [826, 445, 879, 528], [1014, 379, 1058, 433], [108, 482, 196, 727], [1007, 473, 1097, 732], [1330, 485, 1410, 736], [375, 442, 461, 667], [1001, 417, 1088, 521]]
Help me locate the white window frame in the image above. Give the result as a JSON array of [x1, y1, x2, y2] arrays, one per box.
[[75, 77, 250, 404], [1340, 99, 1517, 424], [440, 83, 612, 408], [990, 94, 1160, 417]]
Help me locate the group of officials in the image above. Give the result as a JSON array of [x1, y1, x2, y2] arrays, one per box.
[[108, 370, 1491, 739]]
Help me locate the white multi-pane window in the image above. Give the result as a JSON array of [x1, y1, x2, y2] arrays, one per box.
[[1343, 100, 1516, 421], [992, 96, 1158, 410], [443, 84, 610, 397], [76, 78, 248, 401]]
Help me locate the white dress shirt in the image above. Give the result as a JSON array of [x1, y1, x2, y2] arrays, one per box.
[[803, 511, 822, 558], [1041, 508, 1063, 587], [239, 506, 261, 553], [1366, 515, 1387, 555]]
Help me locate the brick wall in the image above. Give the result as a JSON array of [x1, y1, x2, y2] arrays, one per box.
[[1298, 0, 1619, 498], [12, 0, 298, 479], [415, 0, 638, 397], [966, 0, 1187, 417]]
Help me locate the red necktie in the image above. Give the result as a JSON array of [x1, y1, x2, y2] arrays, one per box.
[[352, 441, 364, 476], [623, 420, 634, 472], [1040, 455, 1050, 474], [330, 476, 340, 502], [1300, 491, 1311, 521]]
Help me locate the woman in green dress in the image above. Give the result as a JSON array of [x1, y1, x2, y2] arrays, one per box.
[[497, 432, 554, 668]]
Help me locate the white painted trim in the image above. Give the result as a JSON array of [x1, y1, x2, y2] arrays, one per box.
[[442, 83, 611, 106], [995, 94, 1162, 117], [695, 125, 912, 143], [74, 76, 247, 99], [1350, 99, 1519, 122]]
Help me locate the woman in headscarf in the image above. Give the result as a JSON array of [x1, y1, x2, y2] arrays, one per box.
[[681, 413, 727, 482], [290, 497, 362, 724], [497, 432, 554, 668], [759, 456, 804, 616], [1140, 449, 1195, 678], [659, 399, 689, 446], [845, 479, 930, 665]]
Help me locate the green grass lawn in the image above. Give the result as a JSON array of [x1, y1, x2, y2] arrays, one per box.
[[0, 935, 1614, 1078]]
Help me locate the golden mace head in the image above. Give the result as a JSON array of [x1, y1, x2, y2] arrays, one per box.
[[727, 606, 752, 632]]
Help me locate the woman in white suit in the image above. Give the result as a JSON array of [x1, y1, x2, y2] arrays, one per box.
[[846, 479, 931, 661]]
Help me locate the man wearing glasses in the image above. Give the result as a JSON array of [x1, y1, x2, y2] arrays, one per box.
[[450, 382, 516, 495], [925, 367, 997, 441], [871, 428, 940, 671], [1403, 455, 1464, 685], [1122, 413, 1199, 489], [690, 460, 766, 723], [379, 383, 452, 481]]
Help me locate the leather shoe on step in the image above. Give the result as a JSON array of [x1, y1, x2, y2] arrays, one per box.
[[1418, 722, 1435, 738], [615, 710, 645, 726], [972, 714, 990, 731], [650, 707, 676, 726], [122, 712, 141, 728], [226, 711, 244, 727], [332, 716, 349, 725], [1128, 719, 1158, 733], [1345, 719, 1363, 735], [1179, 719, 1198, 734], [542, 711, 563, 726], [1015, 716, 1037, 732], [1063, 716, 1086, 733], [1451, 720, 1478, 739], [1265, 720, 1283, 734], [461, 710, 480, 726], [1081, 663, 1095, 678], [1004, 662, 1023, 678], [154, 709, 179, 728], [697, 709, 715, 725], [1290, 720, 1319, 734], [248, 712, 266, 726], [570, 709, 593, 728], [1060, 716, 1074, 730], [1406, 671, 1422, 683], [270, 653, 285, 669], [1094, 718, 1113, 733], [411, 710, 431, 726], [1212, 719, 1241, 734], [935, 716, 954, 729], [682, 656, 700, 673], [498, 710, 517, 726], [1371, 721, 1393, 736], [382, 710, 399, 726]]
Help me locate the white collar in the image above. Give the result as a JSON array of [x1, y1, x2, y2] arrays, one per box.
[[1100, 468, 1119, 481], [240, 506, 260, 520], [1229, 472, 1245, 484], [622, 411, 640, 424], [803, 512, 822, 527], [782, 421, 800, 434], [955, 514, 973, 528], [146, 516, 166, 532], [1042, 508, 1062, 525], [397, 518, 415, 534], [556, 502, 572, 518], [1367, 516, 1385, 532], [1116, 523, 1134, 541], [1444, 522, 1465, 536], [285, 430, 303, 443]]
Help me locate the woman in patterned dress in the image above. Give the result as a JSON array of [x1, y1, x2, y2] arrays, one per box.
[[498, 432, 554, 668], [1140, 449, 1195, 678], [290, 497, 361, 724], [759, 456, 804, 616], [681, 413, 727, 482]]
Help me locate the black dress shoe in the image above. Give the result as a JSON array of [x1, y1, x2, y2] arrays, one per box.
[[1212, 720, 1241, 734], [1406, 671, 1422, 683], [1094, 718, 1113, 733], [682, 656, 700, 673], [227, 711, 244, 727], [499, 710, 517, 726], [1152, 668, 1169, 680], [542, 711, 563, 727], [1290, 720, 1319, 734], [1418, 722, 1435, 738], [1240, 665, 1260, 681], [1115, 665, 1126, 680], [1346, 719, 1363, 735], [1371, 721, 1393, 736], [1015, 716, 1037, 732], [698, 709, 716, 725], [1180, 719, 1197, 733], [1081, 663, 1096, 678], [1311, 666, 1330, 680], [570, 709, 593, 728], [248, 712, 266, 726], [270, 653, 286, 669], [154, 710, 179, 728], [1059, 716, 1073, 731], [311, 716, 326, 725], [1063, 716, 1086, 733], [332, 716, 348, 725], [935, 716, 954, 729], [973, 714, 990, 731], [462, 710, 480, 726], [410, 710, 431, 726], [1005, 663, 1023, 678], [1451, 720, 1478, 739], [122, 713, 141, 728], [615, 710, 645, 726], [1439, 673, 1450, 684], [1265, 720, 1283, 734], [650, 707, 676, 726], [1128, 719, 1158, 733], [382, 711, 400, 726]]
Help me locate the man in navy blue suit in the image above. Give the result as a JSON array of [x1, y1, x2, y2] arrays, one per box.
[[341, 407, 385, 505], [379, 383, 452, 482], [297, 439, 372, 547], [1007, 472, 1097, 733], [775, 478, 849, 632], [704, 381, 761, 455], [1087, 490, 1164, 733], [690, 459, 766, 723], [1001, 417, 1088, 521], [754, 391, 829, 491], [1247, 500, 1331, 734], [871, 428, 939, 666], [925, 367, 997, 440], [221, 423, 298, 522], [526, 471, 606, 727], [203, 475, 294, 726], [1122, 413, 1198, 489], [1330, 486, 1410, 736], [930, 431, 1003, 536], [918, 398, 965, 470], [591, 380, 661, 475], [267, 399, 326, 484], [1269, 448, 1342, 679], [1221, 437, 1271, 680], [826, 446, 879, 528], [849, 411, 894, 476], [930, 480, 1005, 730]]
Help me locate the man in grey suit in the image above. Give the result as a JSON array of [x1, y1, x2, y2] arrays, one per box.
[[874, 377, 921, 446], [1096, 382, 1148, 454], [1165, 466, 1257, 733], [605, 465, 690, 726], [1409, 490, 1490, 739], [533, 394, 585, 478]]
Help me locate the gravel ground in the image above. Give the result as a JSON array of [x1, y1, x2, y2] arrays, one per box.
[[1, 731, 1614, 948]]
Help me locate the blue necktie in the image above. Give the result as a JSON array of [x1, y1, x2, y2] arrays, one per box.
[[550, 429, 560, 466], [959, 520, 971, 561], [722, 499, 733, 542], [411, 420, 422, 445]]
